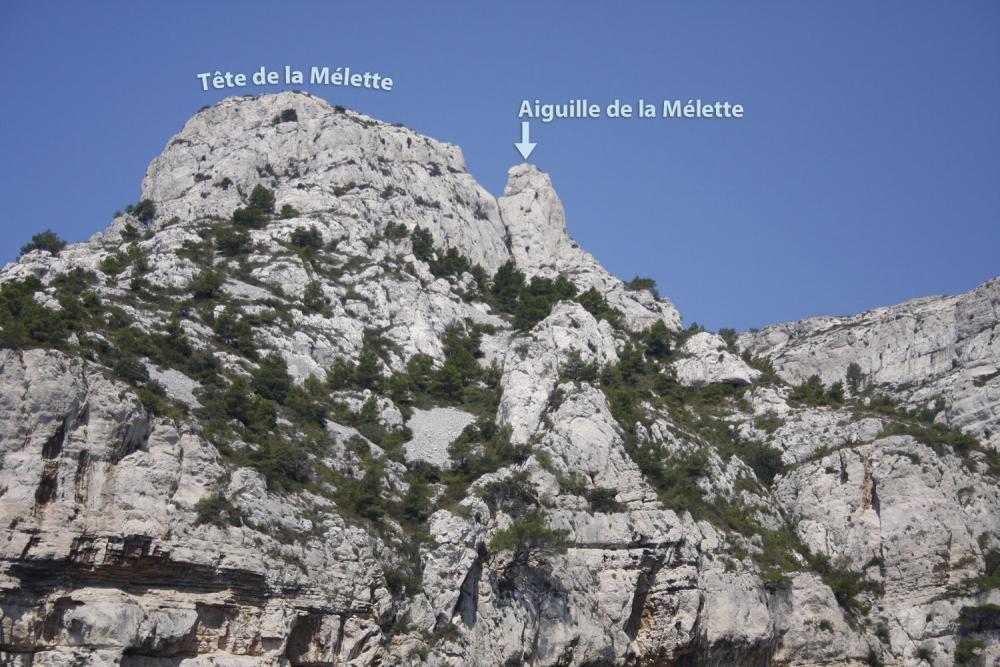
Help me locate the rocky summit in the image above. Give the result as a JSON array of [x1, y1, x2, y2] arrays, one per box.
[[0, 91, 997, 666]]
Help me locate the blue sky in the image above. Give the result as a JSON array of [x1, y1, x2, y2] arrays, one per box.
[[1, 2, 997, 331]]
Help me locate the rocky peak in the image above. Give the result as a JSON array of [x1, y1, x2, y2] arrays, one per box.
[[497, 164, 571, 271], [142, 91, 511, 273], [0, 94, 998, 666]]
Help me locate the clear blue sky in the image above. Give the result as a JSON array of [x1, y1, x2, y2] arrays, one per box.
[[1, 2, 997, 331]]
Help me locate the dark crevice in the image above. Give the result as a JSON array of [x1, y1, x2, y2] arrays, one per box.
[[454, 541, 487, 628], [33, 462, 59, 506], [40, 420, 67, 460], [623, 549, 666, 639]]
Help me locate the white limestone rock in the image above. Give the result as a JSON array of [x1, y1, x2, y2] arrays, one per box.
[[497, 164, 682, 333], [404, 406, 476, 467], [674, 331, 761, 387], [740, 276, 1000, 449], [496, 301, 619, 444]]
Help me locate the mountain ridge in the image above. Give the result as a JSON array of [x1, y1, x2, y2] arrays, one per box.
[[0, 91, 997, 666]]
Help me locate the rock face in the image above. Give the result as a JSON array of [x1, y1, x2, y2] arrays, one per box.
[[1, 92, 998, 666], [675, 331, 761, 387], [739, 276, 1000, 450]]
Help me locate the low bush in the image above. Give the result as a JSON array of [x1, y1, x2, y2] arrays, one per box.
[[189, 269, 225, 299], [624, 276, 660, 299], [19, 229, 67, 256], [489, 509, 569, 571], [249, 184, 275, 213], [194, 492, 243, 527]]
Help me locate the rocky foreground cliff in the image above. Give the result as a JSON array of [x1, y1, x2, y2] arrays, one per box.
[[0, 92, 997, 666]]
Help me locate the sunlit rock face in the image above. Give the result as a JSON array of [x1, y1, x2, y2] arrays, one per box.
[[1, 92, 997, 666]]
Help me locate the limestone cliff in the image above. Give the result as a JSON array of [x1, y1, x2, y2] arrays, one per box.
[[0, 92, 996, 666]]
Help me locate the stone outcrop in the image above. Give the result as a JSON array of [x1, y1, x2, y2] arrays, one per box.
[[1, 92, 997, 666], [740, 277, 1000, 450]]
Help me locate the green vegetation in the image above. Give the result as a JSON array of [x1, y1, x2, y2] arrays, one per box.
[[958, 603, 1000, 633], [290, 226, 323, 251], [279, 203, 300, 219], [188, 269, 225, 299], [865, 393, 999, 475], [230, 184, 276, 229], [741, 350, 783, 385], [19, 229, 67, 256], [624, 275, 660, 299], [0, 270, 103, 350], [846, 362, 864, 395], [955, 639, 986, 666], [126, 199, 156, 223], [249, 184, 275, 213], [194, 492, 243, 527], [214, 224, 252, 256], [478, 469, 538, 517], [489, 509, 569, 573], [99, 243, 148, 276], [788, 375, 845, 407], [120, 223, 141, 242]]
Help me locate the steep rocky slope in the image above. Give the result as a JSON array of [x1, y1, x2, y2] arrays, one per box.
[[739, 279, 1000, 452], [0, 92, 997, 666]]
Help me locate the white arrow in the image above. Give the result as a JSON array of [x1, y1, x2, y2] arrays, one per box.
[[514, 121, 537, 160]]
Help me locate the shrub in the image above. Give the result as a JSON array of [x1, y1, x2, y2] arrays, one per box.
[[846, 362, 864, 395], [302, 280, 329, 314], [430, 324, 483, 400], [0, 277, 69, 349], [643, 320, 673, 360], [489, 509, 569, 571], [734, 440, 785, 486], [958, 604, 1000, 633], [447, 423, 525, 494], [120, 223, 141, 242], [478, 470, 538, 517], [718, 327, 738, 349], [214, 224, 252, 256], [194, 492, 243, 527], [253, 353, 292, 404], [789, 375, 841, 406], [19, 230, 67, 256], [741, 351, 783, 385], [429, 247, 471, 279], [955, 639, 986, 666], [586, 487, 625, 513], [490, 261, 525, 313], [334, 456, 386, 521], [218, 376, 276, 433], [355, 348, 383, 390], [410, 226, 434, 262], [279, 204, 300, 219], [246, 438, 311, 490], [576, 287, 623, 326], [513, 275, 577, 331], [213, 307, 256, 356], [249, 184, 275, 213], [232, 206, 267, 229], [290, 226, 323, 250], [560, 349, 598, 383], [383, 221, 409, 241], [805, 552, 874, 613], [188, 269, 224, 299], [127, 199, 156, 223], [406, 353, 435, 392], [399, 467, 434, 525], [625, 276, 660, 299]]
